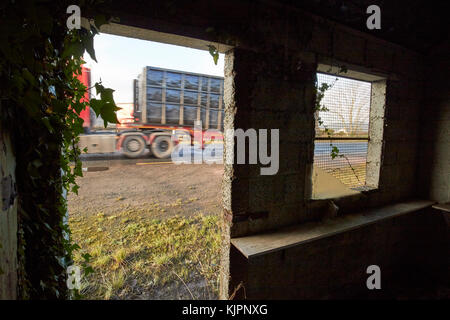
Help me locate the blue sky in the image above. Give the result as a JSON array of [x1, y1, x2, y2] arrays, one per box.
[[83, 33, 225, 103]]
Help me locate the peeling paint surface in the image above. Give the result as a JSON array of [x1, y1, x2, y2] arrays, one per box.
[[0, 126, 17, 300]]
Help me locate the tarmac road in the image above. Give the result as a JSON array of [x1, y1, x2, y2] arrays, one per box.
[[79, 142, 368, 167]]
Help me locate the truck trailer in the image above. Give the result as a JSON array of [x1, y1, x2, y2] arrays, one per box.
[[78, 66, 224, 159]]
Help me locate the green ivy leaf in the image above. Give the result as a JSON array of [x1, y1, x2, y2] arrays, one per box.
[[89, 99, 103, 117], [331, 146, 340, 159], [11, 74, 26, 94], [100, 103, 121, 127], [62, 41, 84, 60], [99, 88, 115, 103], [22, 69, 37, 87], [82, 253, 92, 262], [71, 184, 79, 195], [84, 266, 94, 276], [82, 32, 97, 63], [207, 45, 219, 65], [42, 117, 54, 133]]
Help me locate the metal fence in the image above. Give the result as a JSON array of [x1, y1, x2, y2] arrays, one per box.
[[314, 73, 372, 189]]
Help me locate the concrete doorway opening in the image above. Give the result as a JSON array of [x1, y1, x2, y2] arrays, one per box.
[[67, 24, 232, 299]]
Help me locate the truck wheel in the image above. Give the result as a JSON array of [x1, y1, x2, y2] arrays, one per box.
[[151, 135, 173, 159], [123, 135, 146, 158]]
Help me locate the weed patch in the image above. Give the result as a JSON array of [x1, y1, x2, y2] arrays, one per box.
[[70, 211, 221, 299]]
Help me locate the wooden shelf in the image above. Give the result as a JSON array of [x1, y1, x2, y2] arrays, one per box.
[[231, 199, 434, 259]]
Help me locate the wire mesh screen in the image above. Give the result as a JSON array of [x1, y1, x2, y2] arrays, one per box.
[[314, 73, 372, 189]]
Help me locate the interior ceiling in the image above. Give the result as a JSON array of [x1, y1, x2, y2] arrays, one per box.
[[275, 0, 448, 54], [105, 0, 446, 55]]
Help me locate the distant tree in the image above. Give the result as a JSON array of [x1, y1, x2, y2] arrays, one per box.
[[319, 78, 371, 137]]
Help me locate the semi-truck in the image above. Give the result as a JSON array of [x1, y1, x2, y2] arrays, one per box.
[[78, 66, 224, 159]]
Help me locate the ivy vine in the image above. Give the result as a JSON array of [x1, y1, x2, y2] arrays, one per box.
[[0, 0, 118, 299]]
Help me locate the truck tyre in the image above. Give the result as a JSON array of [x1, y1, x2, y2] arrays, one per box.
[[123, 135, 146, 158], [151, 135, 173, 159]]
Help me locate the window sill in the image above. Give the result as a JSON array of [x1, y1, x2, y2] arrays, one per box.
[[432, 203, 450, 213], [231, 199, 434, 259]]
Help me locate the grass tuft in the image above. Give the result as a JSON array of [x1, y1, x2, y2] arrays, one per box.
[[69, 210, 221, 300]]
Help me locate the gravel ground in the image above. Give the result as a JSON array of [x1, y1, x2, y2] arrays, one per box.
[[68, 161, 223, 219]]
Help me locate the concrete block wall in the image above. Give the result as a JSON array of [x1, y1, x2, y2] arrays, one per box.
[[106, 0, 427, 231], [0, 0, 443, 300], [219, 10, 433, 298], [85, 1, 444, 299], [224, 48, 317, 238], [231, 208, 448, 299], [418, 41, 450, 203], [224, 13, 426, 237]]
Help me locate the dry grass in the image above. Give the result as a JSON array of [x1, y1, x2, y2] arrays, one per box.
[[69, 210, 221, 300]]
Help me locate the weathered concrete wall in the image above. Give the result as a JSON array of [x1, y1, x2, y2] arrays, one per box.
[[231, 207, 449, 299], [221, 13, 428, 297], [104, 0, 425, 231], [418, 41, 450, 203], [96, 1, 439, 299], [224, 47, 317, 237], [224, 16, 425, 237], [0, 120, 18, 300]]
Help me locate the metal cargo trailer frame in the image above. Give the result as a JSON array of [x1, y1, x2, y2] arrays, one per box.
[[136, 66, 225, 130]]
